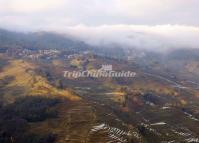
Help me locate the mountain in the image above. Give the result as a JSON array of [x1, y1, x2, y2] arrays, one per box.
[[0, 29, 90, 52], [0, 28, 199, 143]]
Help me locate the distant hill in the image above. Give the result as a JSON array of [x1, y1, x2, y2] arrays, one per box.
[[0, 28, 90, 52], [0, 28, 128, 59]]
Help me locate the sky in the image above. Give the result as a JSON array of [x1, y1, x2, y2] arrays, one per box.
[[0, 0, 199, 50]]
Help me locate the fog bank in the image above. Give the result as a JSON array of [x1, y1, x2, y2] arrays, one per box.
[[55, 24, 199, 52]]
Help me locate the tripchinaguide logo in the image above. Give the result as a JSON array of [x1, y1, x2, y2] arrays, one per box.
[[63, 65, 136, 78]]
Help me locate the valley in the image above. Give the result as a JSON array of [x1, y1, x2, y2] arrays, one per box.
[[0, 29, 199, 143]]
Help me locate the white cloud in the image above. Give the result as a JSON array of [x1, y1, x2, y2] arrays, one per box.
[[0, 0, 199, 26], [54, 24, 199, 51], [0, 0, 199, 51]]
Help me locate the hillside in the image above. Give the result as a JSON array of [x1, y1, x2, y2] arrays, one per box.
[[0, 29, 199, 143]]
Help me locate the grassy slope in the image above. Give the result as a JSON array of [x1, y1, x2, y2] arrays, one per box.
[[0, 58, 97, 143], [0, 59, 80, 102]]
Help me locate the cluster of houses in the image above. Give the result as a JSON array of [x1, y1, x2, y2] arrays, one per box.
[[4, 47, 95, 62], [5, 48, 61, 60], [25, 49, 61, 60]]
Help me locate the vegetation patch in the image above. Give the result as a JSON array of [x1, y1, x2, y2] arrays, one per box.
[[0, 96, 60, 143]]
